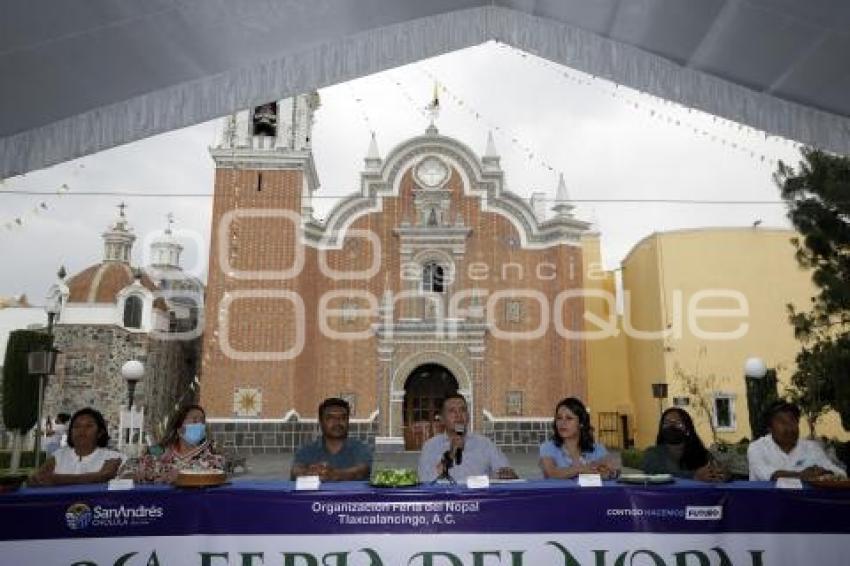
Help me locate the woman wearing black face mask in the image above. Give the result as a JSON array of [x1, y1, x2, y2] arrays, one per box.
[[641, 408, 729, 482]]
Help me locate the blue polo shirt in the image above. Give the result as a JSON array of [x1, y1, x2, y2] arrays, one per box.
[[293, 437, 372, 471]]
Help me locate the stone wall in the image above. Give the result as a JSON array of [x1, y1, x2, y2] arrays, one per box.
[[482, 419, 551, 453], [209, 418, 378, 455], [207, 416, 547, 454], [143, 335, 202, 441], [44, 325, 199, 445]]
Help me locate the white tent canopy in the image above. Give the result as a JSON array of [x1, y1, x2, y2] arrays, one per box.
[[3, 0, 849, 178]]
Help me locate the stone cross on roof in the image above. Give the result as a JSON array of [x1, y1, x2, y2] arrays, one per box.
[[425, 82, 440, 133]]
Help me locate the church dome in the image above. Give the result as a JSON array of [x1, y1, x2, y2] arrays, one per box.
[[145, 213, 204, 303], [67, 262, 162, 307], [150, 270, 204, 295], [149, 214, 184, 269], [64, 203, 169, 308]]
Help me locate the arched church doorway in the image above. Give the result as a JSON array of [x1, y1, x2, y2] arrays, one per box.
[[403, 364, 458, 450]]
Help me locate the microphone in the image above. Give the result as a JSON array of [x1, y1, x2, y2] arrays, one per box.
[[442, 450, 454, 470], [453, 425, 465, 465]]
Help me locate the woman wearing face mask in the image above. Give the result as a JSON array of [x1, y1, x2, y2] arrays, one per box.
[[642, 407, 729, 482], [120, 404, 225, 483]]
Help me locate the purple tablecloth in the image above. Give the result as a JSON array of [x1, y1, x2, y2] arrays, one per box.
[[2, 479, 849, 540]]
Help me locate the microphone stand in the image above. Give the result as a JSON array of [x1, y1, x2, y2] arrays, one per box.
[[433, 450, 456, 485]]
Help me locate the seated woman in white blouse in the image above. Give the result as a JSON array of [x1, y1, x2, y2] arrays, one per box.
[[28, 407, 123, 487]]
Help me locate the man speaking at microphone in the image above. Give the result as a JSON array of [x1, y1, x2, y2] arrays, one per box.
[[418, 394, 518, 482]]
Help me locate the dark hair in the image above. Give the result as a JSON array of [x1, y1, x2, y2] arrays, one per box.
[[56, 412, 71, 424], [67, 407, 110, 448], [160, 404, 206, 448], [763, 400, 801, 429], [656, 407, 710, 471], [552, 397, 595, 453], [318, 397, 350, 418], [439, 393, 467, 413]]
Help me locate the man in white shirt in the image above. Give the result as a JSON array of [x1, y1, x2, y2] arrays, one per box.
[[418, 394, 517, 483], [748, 401, 846, 481]]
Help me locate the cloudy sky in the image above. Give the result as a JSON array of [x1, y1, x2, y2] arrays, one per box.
[[0, 42, 801, 303]]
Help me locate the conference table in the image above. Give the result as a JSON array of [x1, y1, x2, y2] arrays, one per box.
[[2, 479, 850, 565]]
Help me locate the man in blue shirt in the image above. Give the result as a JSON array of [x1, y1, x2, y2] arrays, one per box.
[[290, 398, 372, 481]]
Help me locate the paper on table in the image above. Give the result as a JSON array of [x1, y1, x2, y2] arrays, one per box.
[[466, 475, 490, 489], [107, 478, 134, 491], [296, 475, 321, 491], [775, 477, 803, 490], [577, 474, 603, 487]]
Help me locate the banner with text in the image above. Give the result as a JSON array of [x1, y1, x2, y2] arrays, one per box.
[[3, 533, 850, 566]]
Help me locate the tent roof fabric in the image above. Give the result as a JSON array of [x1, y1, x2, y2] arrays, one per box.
[[2, 1, 849, 177]]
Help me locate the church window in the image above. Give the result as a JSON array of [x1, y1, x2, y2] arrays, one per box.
[[506, 391, 523, 416], [252, 102, 278, 137], [123, 295, 143, 328], [712, 393, 736, 431], [422, 262, 445, 293], [505, 300, 523, 323]]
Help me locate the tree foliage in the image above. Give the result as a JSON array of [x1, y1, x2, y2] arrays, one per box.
[[777, 148, 850, 430], [673, 363, 725, 445], [1, 329, 51, 433]]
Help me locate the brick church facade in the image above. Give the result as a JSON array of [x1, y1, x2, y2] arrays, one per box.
[[201, 95, 592, 452]]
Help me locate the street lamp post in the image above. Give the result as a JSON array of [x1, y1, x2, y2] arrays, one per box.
[[121, 360, 144, 411], [651, 382, 669, 419], [28, 280, 64, 470], [27, 347, 58, 470], [744, 357, 767, 380], [744, 357, 777, 439], [121, 360, 144, 445]]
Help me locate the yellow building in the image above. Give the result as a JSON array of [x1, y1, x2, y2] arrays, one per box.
[[582, 234, 634, 448], [584, 227, 849, 448]]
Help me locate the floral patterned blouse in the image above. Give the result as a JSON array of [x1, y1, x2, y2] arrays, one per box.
[[120, 440, 226, 483]]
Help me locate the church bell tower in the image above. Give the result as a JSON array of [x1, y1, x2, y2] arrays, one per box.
[[201, 93, 320, 418]]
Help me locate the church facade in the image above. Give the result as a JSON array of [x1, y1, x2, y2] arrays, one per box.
[[201, 95, 593, 452]]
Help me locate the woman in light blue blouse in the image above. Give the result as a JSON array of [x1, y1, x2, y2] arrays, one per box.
[[539, 397, 619, 479]]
